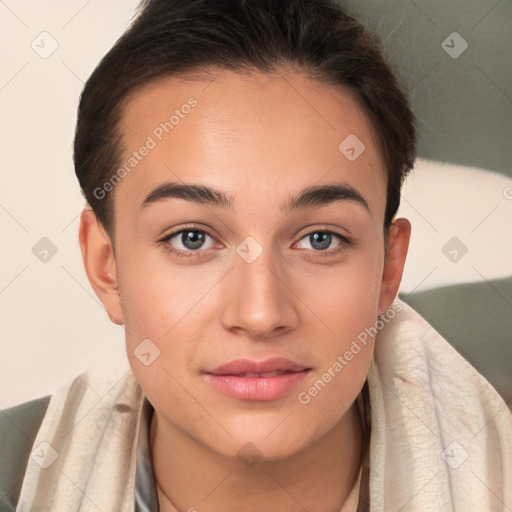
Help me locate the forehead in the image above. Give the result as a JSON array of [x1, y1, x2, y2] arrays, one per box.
[[115, 69, 386, 218]]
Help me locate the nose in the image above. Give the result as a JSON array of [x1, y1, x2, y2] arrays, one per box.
[[221, 243, 299, 340]]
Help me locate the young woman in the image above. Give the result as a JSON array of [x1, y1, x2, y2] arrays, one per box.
[[3, 1, 511, 511]]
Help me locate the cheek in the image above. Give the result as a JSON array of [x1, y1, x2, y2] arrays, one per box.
[[298, 241, 384, 331], [117, 243, 212, 335], [295, 242, 383, 396], [123, 297, 201, 422], [117, 260, 198, 392]]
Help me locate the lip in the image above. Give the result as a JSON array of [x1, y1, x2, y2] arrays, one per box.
[[204, 357, 312, 401], [207, 357, 310, 376]]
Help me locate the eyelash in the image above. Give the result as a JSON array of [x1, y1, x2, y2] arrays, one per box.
[[158, 224, 353, 260]]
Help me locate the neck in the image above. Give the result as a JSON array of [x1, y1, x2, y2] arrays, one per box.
[[149, 401, 364, 512]]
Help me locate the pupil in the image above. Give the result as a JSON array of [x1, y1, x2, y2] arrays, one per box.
[[310, 232, 331, 250], [183, 231, 205, 249]]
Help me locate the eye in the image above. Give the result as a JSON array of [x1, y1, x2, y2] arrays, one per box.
[[158, 226, 352, 260], [295, 230, 352, 255], [159, 227, 218, 258]]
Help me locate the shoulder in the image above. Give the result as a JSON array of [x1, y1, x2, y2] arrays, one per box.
[[0, 395, 51, 511]]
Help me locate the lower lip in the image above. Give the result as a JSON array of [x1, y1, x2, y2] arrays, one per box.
[[204, 370, 310, 401]]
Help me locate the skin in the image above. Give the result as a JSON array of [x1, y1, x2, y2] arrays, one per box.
[[79, 68, 411, 512]]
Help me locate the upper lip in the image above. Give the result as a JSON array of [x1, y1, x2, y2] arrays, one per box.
[[206, 357, 310, 376]]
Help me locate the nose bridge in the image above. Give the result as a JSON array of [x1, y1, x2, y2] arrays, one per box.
[[222, 236, 297, 337]]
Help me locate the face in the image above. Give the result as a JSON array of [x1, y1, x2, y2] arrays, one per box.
[[80, 69, 410, 461]]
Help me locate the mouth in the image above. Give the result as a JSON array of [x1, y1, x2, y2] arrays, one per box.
[[225, 370, 300, 377], [204, 358, 312, 401], [206, 356, 310, 376]]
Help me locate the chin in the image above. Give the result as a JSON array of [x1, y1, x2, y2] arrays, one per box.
[[218, 434, 310, 465], [206, 415, 318, 462]]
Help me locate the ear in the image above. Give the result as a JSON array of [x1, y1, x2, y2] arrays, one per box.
[[78, 206, 124, 325], [377, 218, 411, 315]]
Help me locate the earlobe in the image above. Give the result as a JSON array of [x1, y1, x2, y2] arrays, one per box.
[[377, 218, 411, 315], [78, 207, 124, 325]]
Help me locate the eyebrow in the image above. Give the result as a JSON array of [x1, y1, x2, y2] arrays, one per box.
[[140, 181, 370, 215]]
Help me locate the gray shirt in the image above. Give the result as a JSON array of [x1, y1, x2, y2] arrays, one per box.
[[135, 396, 159, 512]]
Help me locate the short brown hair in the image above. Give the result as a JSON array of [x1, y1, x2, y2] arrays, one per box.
[[74, 0, 416, 239]]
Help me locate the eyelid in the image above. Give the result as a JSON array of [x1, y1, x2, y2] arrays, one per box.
[[158, 224, 220, 255], [159, 223, 217, 240], [293, 229, 353, 255], [295, 224, 352, 243]]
